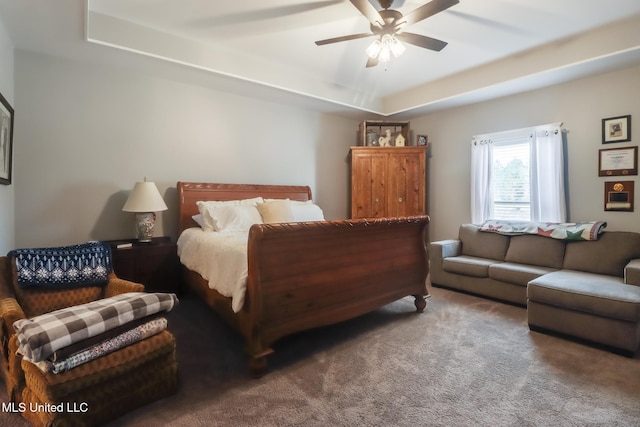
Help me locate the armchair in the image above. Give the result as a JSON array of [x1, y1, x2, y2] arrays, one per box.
[[0, 248, 178, 427]]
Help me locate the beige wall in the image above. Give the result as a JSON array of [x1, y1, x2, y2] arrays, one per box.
[[11, 50, 640, 248], [0, 18, 14, 254], [14, 51, 360, 247], [411, 64, 640, 241]]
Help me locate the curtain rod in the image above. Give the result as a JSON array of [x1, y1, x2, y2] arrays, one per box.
[[472, 122, 563, 141]]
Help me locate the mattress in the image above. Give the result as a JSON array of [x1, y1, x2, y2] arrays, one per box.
[[177, 228, 248, 312]]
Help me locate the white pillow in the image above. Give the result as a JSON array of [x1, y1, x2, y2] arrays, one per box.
[[257, 200, 295, 223], [291, 203, 325, 222], [192, 214, 204, 228], [207, 205, 263, 232], [197, 197, 264, 231]]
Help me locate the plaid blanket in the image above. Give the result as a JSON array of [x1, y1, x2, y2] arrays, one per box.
[[34, 317, 168, 374], [13, 292, 178, 363]]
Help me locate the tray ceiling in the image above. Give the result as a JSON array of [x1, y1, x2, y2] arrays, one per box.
[[2, 1, 640, 117]]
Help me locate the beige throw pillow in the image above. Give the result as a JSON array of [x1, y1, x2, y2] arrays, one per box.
[[257, 200, 295, 223]]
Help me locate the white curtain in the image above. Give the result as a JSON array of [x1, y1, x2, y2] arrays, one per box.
[[470, 138, 493, 224], [531, 124, 566, 222], [470, 123, 566, 224]]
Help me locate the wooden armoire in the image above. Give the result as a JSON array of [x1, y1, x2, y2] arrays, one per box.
[[350, 146, 426, 218]]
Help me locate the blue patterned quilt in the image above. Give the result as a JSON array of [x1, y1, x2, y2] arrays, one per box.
[[8, 241, 113, 289]]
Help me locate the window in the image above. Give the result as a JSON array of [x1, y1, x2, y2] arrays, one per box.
[[492, 138, 530, 221], [471, 123, 566, 224]]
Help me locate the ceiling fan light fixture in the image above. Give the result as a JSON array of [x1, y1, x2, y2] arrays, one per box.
[[390, 37, 406, 57], [366, 39, 382, 59], [378, 45, 392, 62], [368, 34, 405, 63]]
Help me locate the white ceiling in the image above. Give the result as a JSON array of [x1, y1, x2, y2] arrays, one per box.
[[1, 0, 640, 118]]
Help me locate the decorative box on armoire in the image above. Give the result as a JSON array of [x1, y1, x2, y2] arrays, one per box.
[[358, 120, 410, 147], [350, 146, 426, 219]]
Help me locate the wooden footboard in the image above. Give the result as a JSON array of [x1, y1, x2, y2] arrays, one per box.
[[243, 216, 429, 376], [177, 182, 429, 377]]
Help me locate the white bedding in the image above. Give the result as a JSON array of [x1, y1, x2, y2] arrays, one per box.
[[177, 228, 249, 313]]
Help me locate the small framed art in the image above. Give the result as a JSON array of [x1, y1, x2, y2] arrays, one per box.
[[602, 115, 631, 144], [0, 90, 13, 185], [417, 135, 428, 146]]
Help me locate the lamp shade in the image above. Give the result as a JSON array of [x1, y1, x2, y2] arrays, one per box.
[[122, 181, 168, 213]]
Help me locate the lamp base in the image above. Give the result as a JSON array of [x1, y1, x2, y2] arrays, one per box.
[[134, 212, 156, 242]]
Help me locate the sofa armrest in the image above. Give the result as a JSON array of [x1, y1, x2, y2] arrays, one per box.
[[624, 259, 640, 286], [429, 239, 462, 259], [104, 273, 145, 298], [428, 240, 461, 285]]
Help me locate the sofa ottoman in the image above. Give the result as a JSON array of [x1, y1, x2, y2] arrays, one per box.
[[20, 329, 177, 427], [528, 270, 640, 354]]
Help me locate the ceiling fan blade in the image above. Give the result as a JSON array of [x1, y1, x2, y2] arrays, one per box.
[[366, 56, 379, 68], [349, 0, 385, 28], [397, 0, 459, 30], [315, 32, 374, 46], [397, 32, 448, 51]]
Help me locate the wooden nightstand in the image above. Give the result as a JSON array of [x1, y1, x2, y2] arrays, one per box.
[[106, 236, 181, 293]]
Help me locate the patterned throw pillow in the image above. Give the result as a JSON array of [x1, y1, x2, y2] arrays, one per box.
[[8, 241, 113, 289]]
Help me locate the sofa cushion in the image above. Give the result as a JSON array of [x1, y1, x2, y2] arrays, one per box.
[[489, 262, 557, 287], [528, 270, 640, 322], [563, 232, 640, 277], [442, 256, 497, 278], [459, 224, 509, 261], [505, 235, 565, 269]]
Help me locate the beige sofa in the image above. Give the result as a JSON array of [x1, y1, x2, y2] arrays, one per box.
[[429, 224, 640, 355]]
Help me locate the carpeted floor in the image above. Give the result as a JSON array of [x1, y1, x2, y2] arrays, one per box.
[[2, 286, 640, 426]]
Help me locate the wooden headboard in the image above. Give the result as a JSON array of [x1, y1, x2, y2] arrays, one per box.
[[177, 182, 313, 233]]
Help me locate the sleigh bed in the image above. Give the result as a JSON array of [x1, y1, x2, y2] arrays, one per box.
[[177, 182, 430, 377]]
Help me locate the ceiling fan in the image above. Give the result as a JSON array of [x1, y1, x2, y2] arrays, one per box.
[[315, 0, 459, 67]]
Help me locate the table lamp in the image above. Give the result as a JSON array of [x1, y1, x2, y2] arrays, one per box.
[[122, 179, 168, 242]]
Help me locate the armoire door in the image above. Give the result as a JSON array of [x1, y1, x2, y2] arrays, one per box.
[[351, 149, 388, 218], [387, 149, 426, 217], [351, 146, 426, 219]]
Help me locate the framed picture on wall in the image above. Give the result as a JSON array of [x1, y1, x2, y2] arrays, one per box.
[[0, 90, 14, 185], [417, 135, 428, 146], [599, 146, 637, 176], [602, 115, 631, 144]]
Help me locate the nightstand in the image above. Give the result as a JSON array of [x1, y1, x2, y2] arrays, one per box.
[[106, 236, 181, 293]]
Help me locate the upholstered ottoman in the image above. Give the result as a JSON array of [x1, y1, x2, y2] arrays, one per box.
[[19, 330, 177, 427], [10, 292, 180, 427], [528, 270, 640, 355]]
